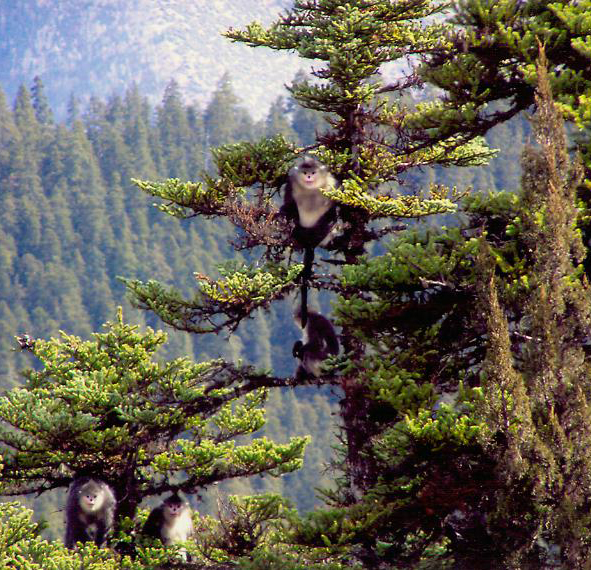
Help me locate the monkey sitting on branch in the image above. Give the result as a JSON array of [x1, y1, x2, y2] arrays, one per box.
[[65, 476, 116, 549], [280, 155, 339, 328], [142, 493, 195, 560], [293, 307, 339, 380]]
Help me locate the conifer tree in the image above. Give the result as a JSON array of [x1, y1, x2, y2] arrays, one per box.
[[31, 76, 54, 127], [281, 56, 591, 568], [0, 311, 307, 559], [126, 0, 493, 512], [123, 3, 591, 568], [420, 0, 591, 178], [265, 96, 298, 141], [157, 80, 193, 180], [476, 56, 591, 567], [204, 73, 256, 152], [288, 70, 327, 146]]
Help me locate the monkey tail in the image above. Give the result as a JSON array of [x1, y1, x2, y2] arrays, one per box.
[[301, 246, 314, 329]]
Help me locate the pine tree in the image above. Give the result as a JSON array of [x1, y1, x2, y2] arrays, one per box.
[[288, 70, 328, 146], [156, 80, 193, 180], [265, 96, 298, 141], [123, 0, 497, 566], [31, 76, 54, 127], [0, 310, 308, 562], [204, 73, 256, 152], [476, 57, 591, 567], [283, 55, 591, 567], [420, 0, 591, 178]]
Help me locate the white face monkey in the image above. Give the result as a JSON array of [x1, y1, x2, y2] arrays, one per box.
[[280, 155, 338, 248], [280, 156, 339, 328], [65, 477, 116, 549], [293, 308, 339, 379], [143, 493, 194, 558]]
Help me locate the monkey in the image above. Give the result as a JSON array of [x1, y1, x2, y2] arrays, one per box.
[[142, 493, 194, 560], [280, 155, 338, 247], [293, 308, 339, 379], [280, 155, 339, 328], [65, 477, 116, 549]]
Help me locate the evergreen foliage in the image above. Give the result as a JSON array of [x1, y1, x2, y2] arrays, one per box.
[[3, 0, 591, 568], [0, 310, 307, 510], [421, 0, 591, 179], [276, 56, 591, 568], [123, 0, 524, 567], [0, 70, 345, 548]]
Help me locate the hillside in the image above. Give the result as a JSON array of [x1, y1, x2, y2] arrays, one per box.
[[0, 0, 301, 119]]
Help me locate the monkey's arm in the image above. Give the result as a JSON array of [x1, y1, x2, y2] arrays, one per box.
[[297, 335, 325, 360], [142, 507, 164, 540], [65, 517, 89, 549], [279, 184, 299, 222], [320, 324, 339, 356], [292, 340, 304, 359]]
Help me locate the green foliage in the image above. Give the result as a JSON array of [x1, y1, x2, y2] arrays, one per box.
[[194, 493, 292, 563], [6, 0, 591, 568], [422, 0, 591, 181], [308, 56, 591, 567], [210, 135, 295, 190], [131, 177, 229, 220], [124, 2, 560, 567], [0, 310, 308, 526], [132, 135, 297, 220], [323, 178, 457, 219], [0, 73, 343, 537], [122, 261, 303, 334], [0, 502, 123, 570], [197, 262, 304, 305], [472, 61, 591, 566]]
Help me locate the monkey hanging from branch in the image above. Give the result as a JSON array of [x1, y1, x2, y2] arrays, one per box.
[[293, 307, 339, 380], [65, 476, 116, 549], [280, 155, 338, 328]]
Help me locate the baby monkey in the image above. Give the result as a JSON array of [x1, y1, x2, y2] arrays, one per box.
[[293, 308, 339, 379], [143, 493, 194, 560], [65, 476, 116, 549]]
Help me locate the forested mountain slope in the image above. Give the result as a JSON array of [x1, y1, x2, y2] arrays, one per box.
[[0, 73, 527, 537], [0, 0, 299, 120]]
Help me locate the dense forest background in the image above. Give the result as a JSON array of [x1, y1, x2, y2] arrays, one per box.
[[0, 71, 529, 539]]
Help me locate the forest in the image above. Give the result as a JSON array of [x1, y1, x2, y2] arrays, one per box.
[[0, 0, 590, 568]]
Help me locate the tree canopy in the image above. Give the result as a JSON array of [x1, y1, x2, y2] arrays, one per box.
[[2, 0, 591, 568]]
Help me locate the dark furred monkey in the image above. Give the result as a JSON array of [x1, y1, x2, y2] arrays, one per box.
[[65, 476, 116, 549], [280, 155, 338, 247], [293, 308, 339, 379], [143, 493, 194, 559], [280, 155, 339, 327]]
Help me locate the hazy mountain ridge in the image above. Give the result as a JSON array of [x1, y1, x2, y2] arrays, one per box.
[[1, 0, 301, 118]]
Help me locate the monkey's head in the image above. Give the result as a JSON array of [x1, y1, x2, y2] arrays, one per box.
[[79, 482, 105, 513], [163, 494, 187, 520], [291, 156, 328, 189]]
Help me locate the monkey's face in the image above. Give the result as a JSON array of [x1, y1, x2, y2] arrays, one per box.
[[297, 166, 324, 188], [164, 502, 185, 520], [80, 487, 104, 513]]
